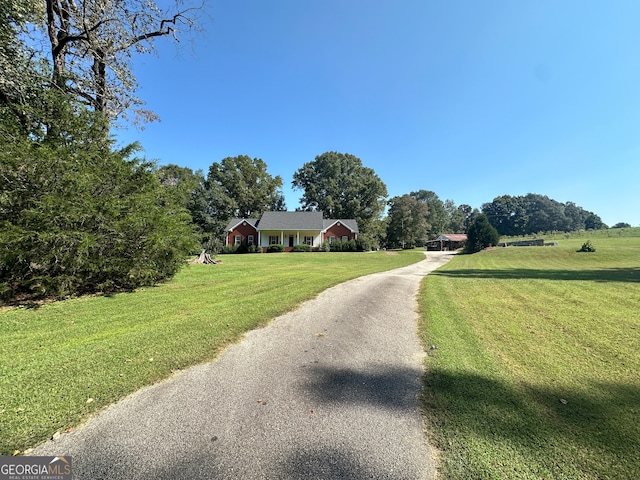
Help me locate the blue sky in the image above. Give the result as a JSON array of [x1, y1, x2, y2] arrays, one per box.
[[115, 0, 640, 227]]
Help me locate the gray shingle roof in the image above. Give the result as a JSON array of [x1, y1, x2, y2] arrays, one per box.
[[226, 212, 359, 233], [257, 211, 324, 230], [323, 219, 359, 233], [225, 218, 259, 231]]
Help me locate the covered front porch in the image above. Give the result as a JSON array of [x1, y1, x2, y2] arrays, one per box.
[[258, 230, 322, 251]]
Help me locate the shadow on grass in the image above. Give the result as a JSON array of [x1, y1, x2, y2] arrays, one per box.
[[422, 368, 640, 477], [431, 267, 640, 283]]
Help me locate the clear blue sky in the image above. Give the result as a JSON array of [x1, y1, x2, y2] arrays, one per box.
[[116, 0, 640, 227]]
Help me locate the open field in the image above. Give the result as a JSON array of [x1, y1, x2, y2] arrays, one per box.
[[418, 234, 640, 479], [502, 225, 640, 242], [0, 250, 423, 455]]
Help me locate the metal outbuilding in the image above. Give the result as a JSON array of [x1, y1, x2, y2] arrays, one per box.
[[425, 234, 468, 251]]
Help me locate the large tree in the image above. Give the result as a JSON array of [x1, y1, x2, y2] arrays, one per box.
[[157, 164, 204, 206], [386, 195, 430, 248], [292, 151, 387, 235], [156, 164, 220, 251], [3, 0, 202, 132], [482, 194, 528, 236], [207, 155, 286, 219], [410, 190, 448, 239], [522, 194, 568, 233], [1, 1, 41, 96]]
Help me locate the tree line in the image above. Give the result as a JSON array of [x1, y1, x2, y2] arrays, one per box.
[[0, 1, 613, 303], [385, 191, 607, 249], [158, 151, 611, 254], [481, 194, 606, 237]]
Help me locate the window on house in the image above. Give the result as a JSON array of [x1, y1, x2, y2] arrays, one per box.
[[303, 236, 314, 246], [329, 236, 336, 243], [247, 235, 254, 245], [341, 235, 349, 242], [234, 235, 242, 245], [269, 235, 279, 245]]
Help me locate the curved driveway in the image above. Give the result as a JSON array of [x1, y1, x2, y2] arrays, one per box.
[[33, 251, 454, 479]]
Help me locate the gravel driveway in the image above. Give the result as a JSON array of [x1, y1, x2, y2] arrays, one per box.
[[32, 251, 454, 479]]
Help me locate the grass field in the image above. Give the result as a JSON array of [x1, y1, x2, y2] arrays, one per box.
[[0, 250, 423, 456], [418, 232, 640, 479]]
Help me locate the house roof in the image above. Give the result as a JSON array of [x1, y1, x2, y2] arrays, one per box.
[[226, 211, 360, 233], [323, 219, 359, 233], [257, 211, 324, 230], [225, 218, 259, 232], [434, 234, 468, 242]]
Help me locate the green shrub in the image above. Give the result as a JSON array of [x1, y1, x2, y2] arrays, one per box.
[[221, 244, 262, 254], [0, 138, 198, 302], [267, 244, 285, 253], [247, 244, 262, 253], [292, 244, 312, 252], [577, 240, 596, 252], [464, 214, 500, 253], [356, 237, 373, 251], [329, 239, 358, 252]]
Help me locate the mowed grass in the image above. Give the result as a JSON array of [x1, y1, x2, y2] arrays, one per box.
[[0, 250, 423, 455], [419, 234, 640, 479]]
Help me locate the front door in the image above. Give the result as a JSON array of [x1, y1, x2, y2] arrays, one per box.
[[288, 235, 294, 247]]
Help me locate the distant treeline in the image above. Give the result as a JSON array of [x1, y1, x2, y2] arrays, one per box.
[[481, 194, 606, 237]]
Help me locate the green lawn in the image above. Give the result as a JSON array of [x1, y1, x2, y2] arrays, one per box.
[[419, 235, 640, 479], [0, 250, 423, 455]]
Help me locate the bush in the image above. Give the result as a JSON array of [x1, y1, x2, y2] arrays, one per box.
[[247, 244, 262, 253], [327, 239, 360, 252], [0, 140, 198, 302], [320, 241, 331, 252], [464, 214, 500, 254], [292, 244, 312, 252], [267, 244, 285, 253], [220, 245, 238, 254], [577, 240, 596, 252], [356, 237, 373, 251]]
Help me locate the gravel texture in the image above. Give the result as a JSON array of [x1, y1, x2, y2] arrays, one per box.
[[32, 252, 454, 479]]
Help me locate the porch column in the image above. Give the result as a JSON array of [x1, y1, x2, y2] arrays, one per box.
[[280, 231, 284, 244], [297, 232, 300, 245]]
